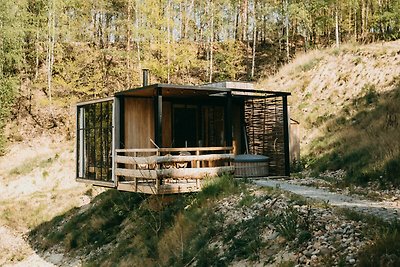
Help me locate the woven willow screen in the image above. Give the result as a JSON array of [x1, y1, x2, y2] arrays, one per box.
[[244, 97, 285, 176]]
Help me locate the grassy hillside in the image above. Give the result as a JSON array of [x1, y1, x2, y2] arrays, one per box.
[[259, 41, 400, 185], [27, 175, 400, 267]]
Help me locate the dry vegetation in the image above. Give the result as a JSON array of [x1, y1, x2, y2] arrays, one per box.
[[0, 138, 95, 266], [259, 40, 400, 185], [26, 176, 400, 267], [260, 41, 400, 150]]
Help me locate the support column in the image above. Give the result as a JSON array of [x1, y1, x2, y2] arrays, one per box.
[[154, 87, 163, 147], [225, 92, 233, 147], [282, 95, 290, 176], [112, 96, 121, 185], [75, 106, 80, 179]]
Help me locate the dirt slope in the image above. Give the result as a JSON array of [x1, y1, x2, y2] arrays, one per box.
[[258, 41, 400, 153], [0, 137, 94, 266]]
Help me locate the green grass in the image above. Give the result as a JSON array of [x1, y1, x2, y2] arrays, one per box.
[[308, 84, 400, 186], [295, 57, 323, 73], [8, 153, 59, 177], [357, 225, 400, 267], [29, 175, 250, 266], [29, 176, 317, 266]]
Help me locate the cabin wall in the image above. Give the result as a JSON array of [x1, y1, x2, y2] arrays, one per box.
[[124, 98, 154, 148]]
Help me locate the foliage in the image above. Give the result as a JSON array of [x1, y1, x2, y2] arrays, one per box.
[[0, 78, 16, 152], [0, 0, 399, 150], [273, 206, 300, 241], [272, 205, 312, 242], [357, 224, 400, 267], [0, 0, 24, 152], [223, 213, 266, 262]]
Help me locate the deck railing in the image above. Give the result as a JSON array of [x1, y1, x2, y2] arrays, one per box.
[[114, 147, 234, 194]]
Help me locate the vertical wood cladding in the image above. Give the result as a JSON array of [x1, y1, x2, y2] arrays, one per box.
[[124, 98, 154, 149]]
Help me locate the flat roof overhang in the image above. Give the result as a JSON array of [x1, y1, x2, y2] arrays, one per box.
[[114, 83, 291, 99], [75, 83, 291, 106]]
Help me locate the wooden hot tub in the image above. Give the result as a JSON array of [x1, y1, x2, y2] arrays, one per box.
[[234, 154, 269, 178]]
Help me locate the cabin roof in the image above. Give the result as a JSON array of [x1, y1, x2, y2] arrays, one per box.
[[76, 83, 291, 106], [114, 83, 291, 98]]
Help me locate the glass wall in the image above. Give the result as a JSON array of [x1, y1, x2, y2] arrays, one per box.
[[77, 100, 113, 182]]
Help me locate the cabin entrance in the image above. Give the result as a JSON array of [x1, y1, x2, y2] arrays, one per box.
[[172, 105, 198, 147]]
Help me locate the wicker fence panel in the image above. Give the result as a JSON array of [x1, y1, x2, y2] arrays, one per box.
[[244, 97, 285, 176]]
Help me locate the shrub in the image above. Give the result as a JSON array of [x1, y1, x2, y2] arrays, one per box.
[[357, 224, 400, 267], [384, 156, 400, 184]]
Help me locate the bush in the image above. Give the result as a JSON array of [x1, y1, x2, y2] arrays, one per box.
[[357, 224, 400, 267], [384, 156, 400, 184]]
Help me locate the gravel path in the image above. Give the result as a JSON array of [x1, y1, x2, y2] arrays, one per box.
[[255, 179, 400, 221]]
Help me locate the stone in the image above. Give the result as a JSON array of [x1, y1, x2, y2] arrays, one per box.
[[320, 247, 331, 256], [47, 253, 64, 265], [311, 255, 318, 261], [304, 250, 313, 257], [300, 255, 307, 263], [312, 249, 320, 255]]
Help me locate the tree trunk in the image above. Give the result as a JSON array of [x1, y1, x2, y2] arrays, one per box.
[[235, 0, 240, 41], [46, 0, 55, 108], [335, 6, 340, 48], [284, 0, 290, 61], [354, 0, 357, 40], [209, 1, 214, 83], [135, 0, 141, 72], [251, 1, 257, 79], [240, 0, 248, 41], [126, 0, 132, 88], [361, 0, 365, 39], [167, 0, 171, 84]]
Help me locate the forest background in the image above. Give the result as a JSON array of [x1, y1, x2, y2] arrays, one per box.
[[1, 0, 399, 151]]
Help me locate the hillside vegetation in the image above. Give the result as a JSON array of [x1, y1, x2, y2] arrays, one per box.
[[29, 175, 399, 267], [261, 41, 400, 185]]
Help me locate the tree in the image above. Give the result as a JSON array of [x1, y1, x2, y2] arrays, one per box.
[[0, 0, 24, 151]]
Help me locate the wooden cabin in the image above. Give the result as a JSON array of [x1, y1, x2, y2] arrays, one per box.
[[76, 80, 291, 194]]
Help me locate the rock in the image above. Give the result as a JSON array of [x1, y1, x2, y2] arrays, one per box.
[[47, 253, 64, 265], [304, 250, 313, 257], [320, 247, 331, 256], [312, 249, 320, 255], [348, 258, 356, 264], [300, 255, 307, 263], [311, 255, 318, 261]]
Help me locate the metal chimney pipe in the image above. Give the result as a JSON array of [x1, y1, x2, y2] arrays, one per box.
[[142, 68, 149, 86]]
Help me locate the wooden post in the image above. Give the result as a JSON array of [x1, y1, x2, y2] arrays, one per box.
[[154, 87, 163, 147], [156, 177, 160, 194], [76, 106, 80, 179], [113, 97, 122, 186], [225, 91, 233, 147], [282, 95, 290, 176], [196, 149, 200, 188], [118, 96, 125, 149]]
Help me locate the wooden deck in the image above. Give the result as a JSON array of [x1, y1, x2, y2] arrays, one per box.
[[114, 147, 234, 194]]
